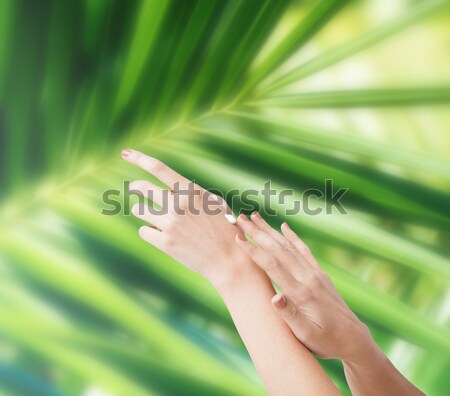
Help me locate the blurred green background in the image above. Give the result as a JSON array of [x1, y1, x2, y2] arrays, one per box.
[[0, 0, 449, 395]]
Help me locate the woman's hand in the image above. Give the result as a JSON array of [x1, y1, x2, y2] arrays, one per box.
[[121, 149, 255, 288], [120, 151, 344, 395], [234, 212, 372, 362]]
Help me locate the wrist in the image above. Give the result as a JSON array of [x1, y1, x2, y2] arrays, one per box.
[[209, 257, 267, 296], [343, 329, 385, 370]]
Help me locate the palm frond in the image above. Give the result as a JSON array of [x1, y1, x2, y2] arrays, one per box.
[[1, 0, 449, 395]]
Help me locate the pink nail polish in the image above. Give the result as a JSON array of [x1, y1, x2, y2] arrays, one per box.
[[237, 232, 247, 241], [274, 295, 287, 308], [121, 149, 131, 158]]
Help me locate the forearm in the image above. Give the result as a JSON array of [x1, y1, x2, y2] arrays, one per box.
[[121, 152, 334, 394], [212, 263, 340, 396], [343, 336, 425, 396]]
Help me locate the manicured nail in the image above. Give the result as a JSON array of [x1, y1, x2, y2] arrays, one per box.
[[237, 232, 247, 241], [239, 214, 249, 221], [273, 294, 287, 308], [121, 149, 131, 158]]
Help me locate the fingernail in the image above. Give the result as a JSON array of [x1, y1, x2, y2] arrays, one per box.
[[274, 295, 287, 308], [251, 211, 260, 218], [283, 221, 290, 230], [239, 214, 249, 221], [121, 149, 131, 158], [237, 232, 247, 241], [272, 294, 287, 308]]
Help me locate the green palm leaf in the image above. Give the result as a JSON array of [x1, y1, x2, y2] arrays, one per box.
[[1, 0, 449, 395]]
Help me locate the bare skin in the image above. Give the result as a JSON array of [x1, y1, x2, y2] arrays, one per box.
[[122, 149, 424, 396], [234, 212, 426, 396], [122, 149, 340, 396]]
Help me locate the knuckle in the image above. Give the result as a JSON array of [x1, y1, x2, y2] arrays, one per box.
[[281, 241, 295, 251], [150, 159, 166, 172], [265, 256, 279, 270], [268, 239, 281, 250], [298, 245, 312, 257], [140, 156, 165, 173]]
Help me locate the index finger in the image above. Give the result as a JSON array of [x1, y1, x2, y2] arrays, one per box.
[[121, 149, 191, 190]]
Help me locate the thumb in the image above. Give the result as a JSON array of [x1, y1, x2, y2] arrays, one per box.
[[271, 293, 298, 321], [272, 294, 311, 343]]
